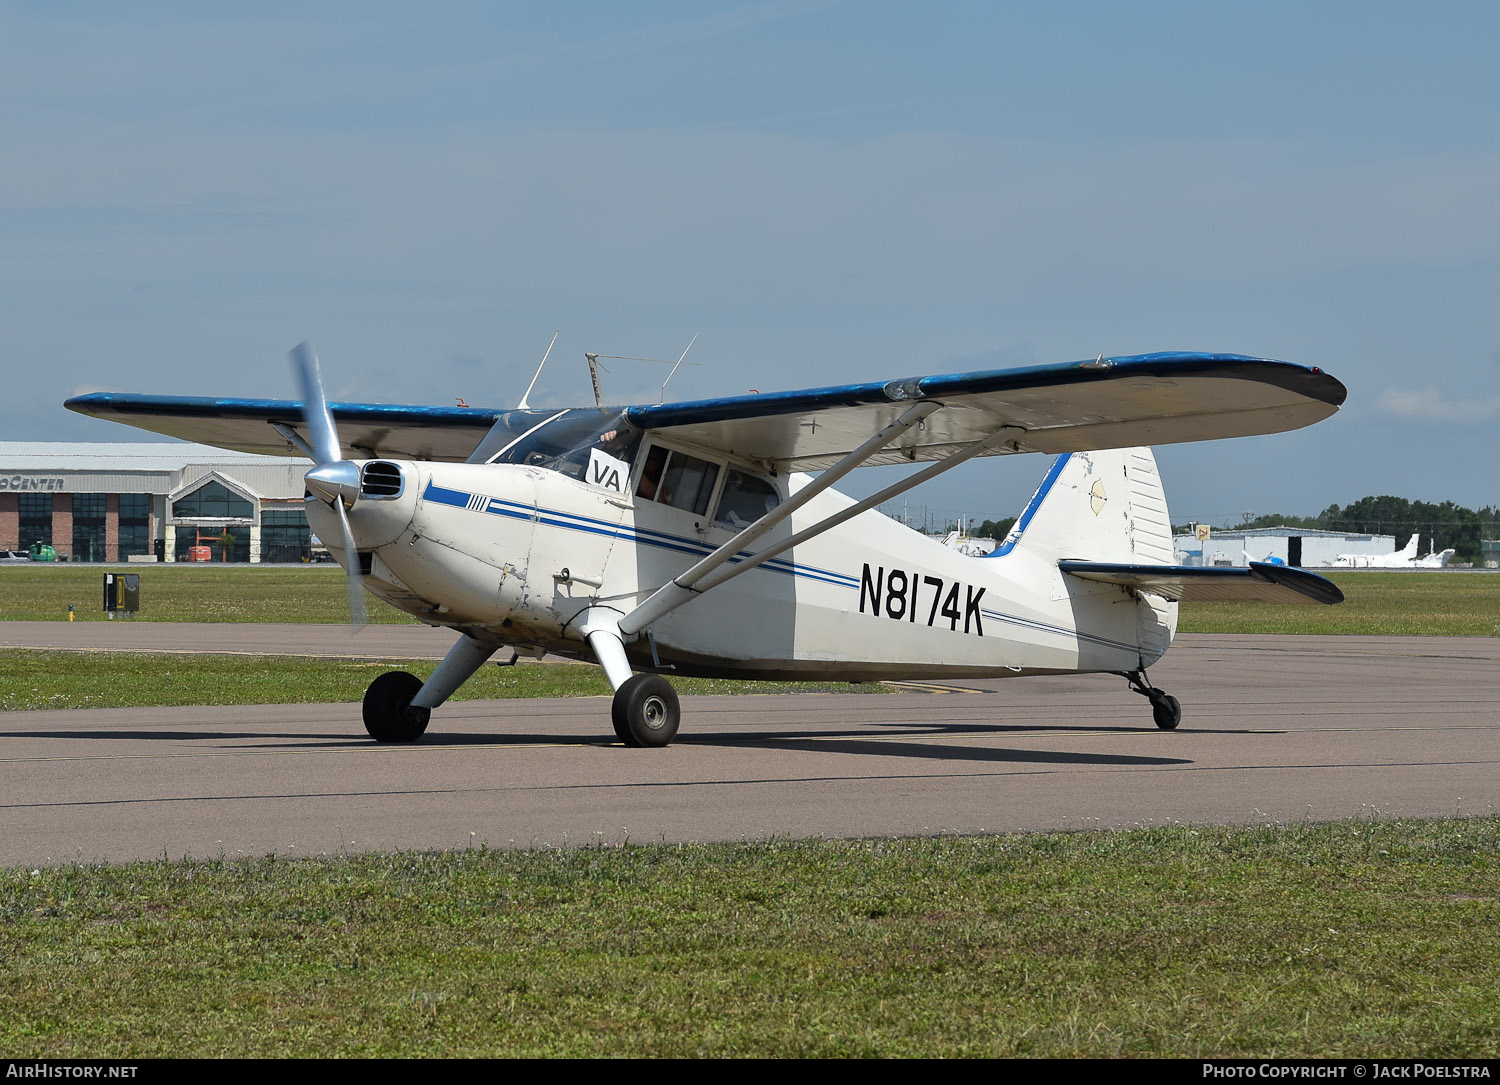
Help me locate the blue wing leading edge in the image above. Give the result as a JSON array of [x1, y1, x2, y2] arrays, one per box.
[[65, 350, 1346, 468]]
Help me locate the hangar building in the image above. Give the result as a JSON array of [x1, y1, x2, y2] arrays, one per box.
[[1173, 526, 1395, 568], [0, 443, 309, 563]]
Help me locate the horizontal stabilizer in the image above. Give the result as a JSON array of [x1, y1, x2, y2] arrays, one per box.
[[1059, 561, 1343, 605]]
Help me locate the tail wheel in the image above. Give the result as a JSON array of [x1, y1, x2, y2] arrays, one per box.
[[1120, 669, 1183, 731], [363, 670, 431, 742], [1151, 693, 1182, 730], [611, 674, 680, 748]]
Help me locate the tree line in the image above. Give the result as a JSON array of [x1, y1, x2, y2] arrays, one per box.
[[974, 517, 1017, 542]]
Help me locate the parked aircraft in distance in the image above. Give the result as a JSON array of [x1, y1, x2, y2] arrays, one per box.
[[1334, 534, 1455, 569], [67, 347, 1346, 745], [1416, 545, 1458, 568]]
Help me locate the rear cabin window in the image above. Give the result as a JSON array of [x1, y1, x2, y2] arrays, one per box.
[[714, 469, 780, 528], [636, 446, 720, 516]]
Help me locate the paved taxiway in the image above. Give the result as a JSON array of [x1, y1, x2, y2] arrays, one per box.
[[3, 626, 1497, 865]]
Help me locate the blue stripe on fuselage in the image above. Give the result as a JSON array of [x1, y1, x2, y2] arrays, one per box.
[[420, 479, 1131, 648], [420, 480, 857, 587]]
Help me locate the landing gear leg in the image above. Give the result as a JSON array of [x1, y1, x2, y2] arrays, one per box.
[[1119, 668, 1182, 730], [580, 609, 680, 748]]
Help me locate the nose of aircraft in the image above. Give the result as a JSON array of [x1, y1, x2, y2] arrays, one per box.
[[306, 461, 421, 550], [344, 461, 420, 549], [305, 460, 361, 507]]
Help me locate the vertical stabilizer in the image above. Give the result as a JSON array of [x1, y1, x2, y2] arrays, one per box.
[[988, 447, 1173, 567], [988, 446, 1178, 666]]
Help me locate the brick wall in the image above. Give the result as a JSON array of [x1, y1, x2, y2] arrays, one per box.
[[105, 493, 120, 563], [0, 493, 16, 551], [53, 494, 73, 560]]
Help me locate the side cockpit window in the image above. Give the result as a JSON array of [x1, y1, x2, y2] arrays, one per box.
[[636, 445, 720, 516]]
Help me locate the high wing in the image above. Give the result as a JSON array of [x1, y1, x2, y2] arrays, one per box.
[[65, 351, 1344, 467], [62, 393, 516, 462], [625, 352, 1345, 471], [1059, 561, 1345, 605]]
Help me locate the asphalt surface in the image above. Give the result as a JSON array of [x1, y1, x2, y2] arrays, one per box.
[[3, 625, 1498, 866], [0, 620, 462, 659]]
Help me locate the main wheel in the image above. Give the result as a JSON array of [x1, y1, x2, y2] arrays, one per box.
[[611, 674, 680, 748], [1151, 693, 1182, 731], [363, 670, 430, 742]]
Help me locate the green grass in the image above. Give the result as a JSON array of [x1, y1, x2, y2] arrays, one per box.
[[4, 818, 1497, 1057], [5, 568, 1496, 1056], [1179, 571, 1500, 636], [0, 650, 882, 711], [7, 565, 1500, 634], [0, 564, 417, 623]]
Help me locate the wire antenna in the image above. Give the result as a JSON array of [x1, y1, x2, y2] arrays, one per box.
[[584, 335, 701, 405]]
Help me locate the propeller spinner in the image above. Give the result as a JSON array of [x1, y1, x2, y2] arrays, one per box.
[[292, 342, 368, 628]]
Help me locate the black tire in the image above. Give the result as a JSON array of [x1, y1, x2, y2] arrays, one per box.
[[363, 670, 430, 742], [1151, 693, 1182, 731], [610, 674, 680, 748], [610, 703, 632, 744]]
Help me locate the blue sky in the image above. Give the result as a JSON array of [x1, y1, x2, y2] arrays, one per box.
[[4, 1, 1498, 526]]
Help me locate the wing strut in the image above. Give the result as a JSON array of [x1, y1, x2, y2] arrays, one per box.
[[270, 422, 315, 460], [617, 411, 1024, 636]]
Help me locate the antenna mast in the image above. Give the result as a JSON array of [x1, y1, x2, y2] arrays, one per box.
[[517, 331, 559, 410], [585, 353, 605, 410], [660, 333, 698, 403]]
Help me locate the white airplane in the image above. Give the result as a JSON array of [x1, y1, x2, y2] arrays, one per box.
[[938, 528, 996, 557], [1416, 545, 1457, 569], [1334, 534, 1454, 569], [67, 348, 1346, 745]]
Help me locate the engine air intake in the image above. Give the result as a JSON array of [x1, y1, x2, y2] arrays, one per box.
[[360, 461, 404, 498]]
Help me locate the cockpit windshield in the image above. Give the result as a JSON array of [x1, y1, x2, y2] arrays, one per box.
[[487, 410, 641, 494]]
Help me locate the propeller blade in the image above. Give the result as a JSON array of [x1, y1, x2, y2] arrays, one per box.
[[290, 341, 367, 630], [335, 499, 368, 630], [291, 341, 341, 466]]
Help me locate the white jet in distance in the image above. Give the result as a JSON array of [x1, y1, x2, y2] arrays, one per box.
[[67, 348, 1347, 746], [1334, 534, 1455, 569]]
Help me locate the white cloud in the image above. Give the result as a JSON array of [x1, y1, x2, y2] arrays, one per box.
[[1376, 386, 1500, 423]]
